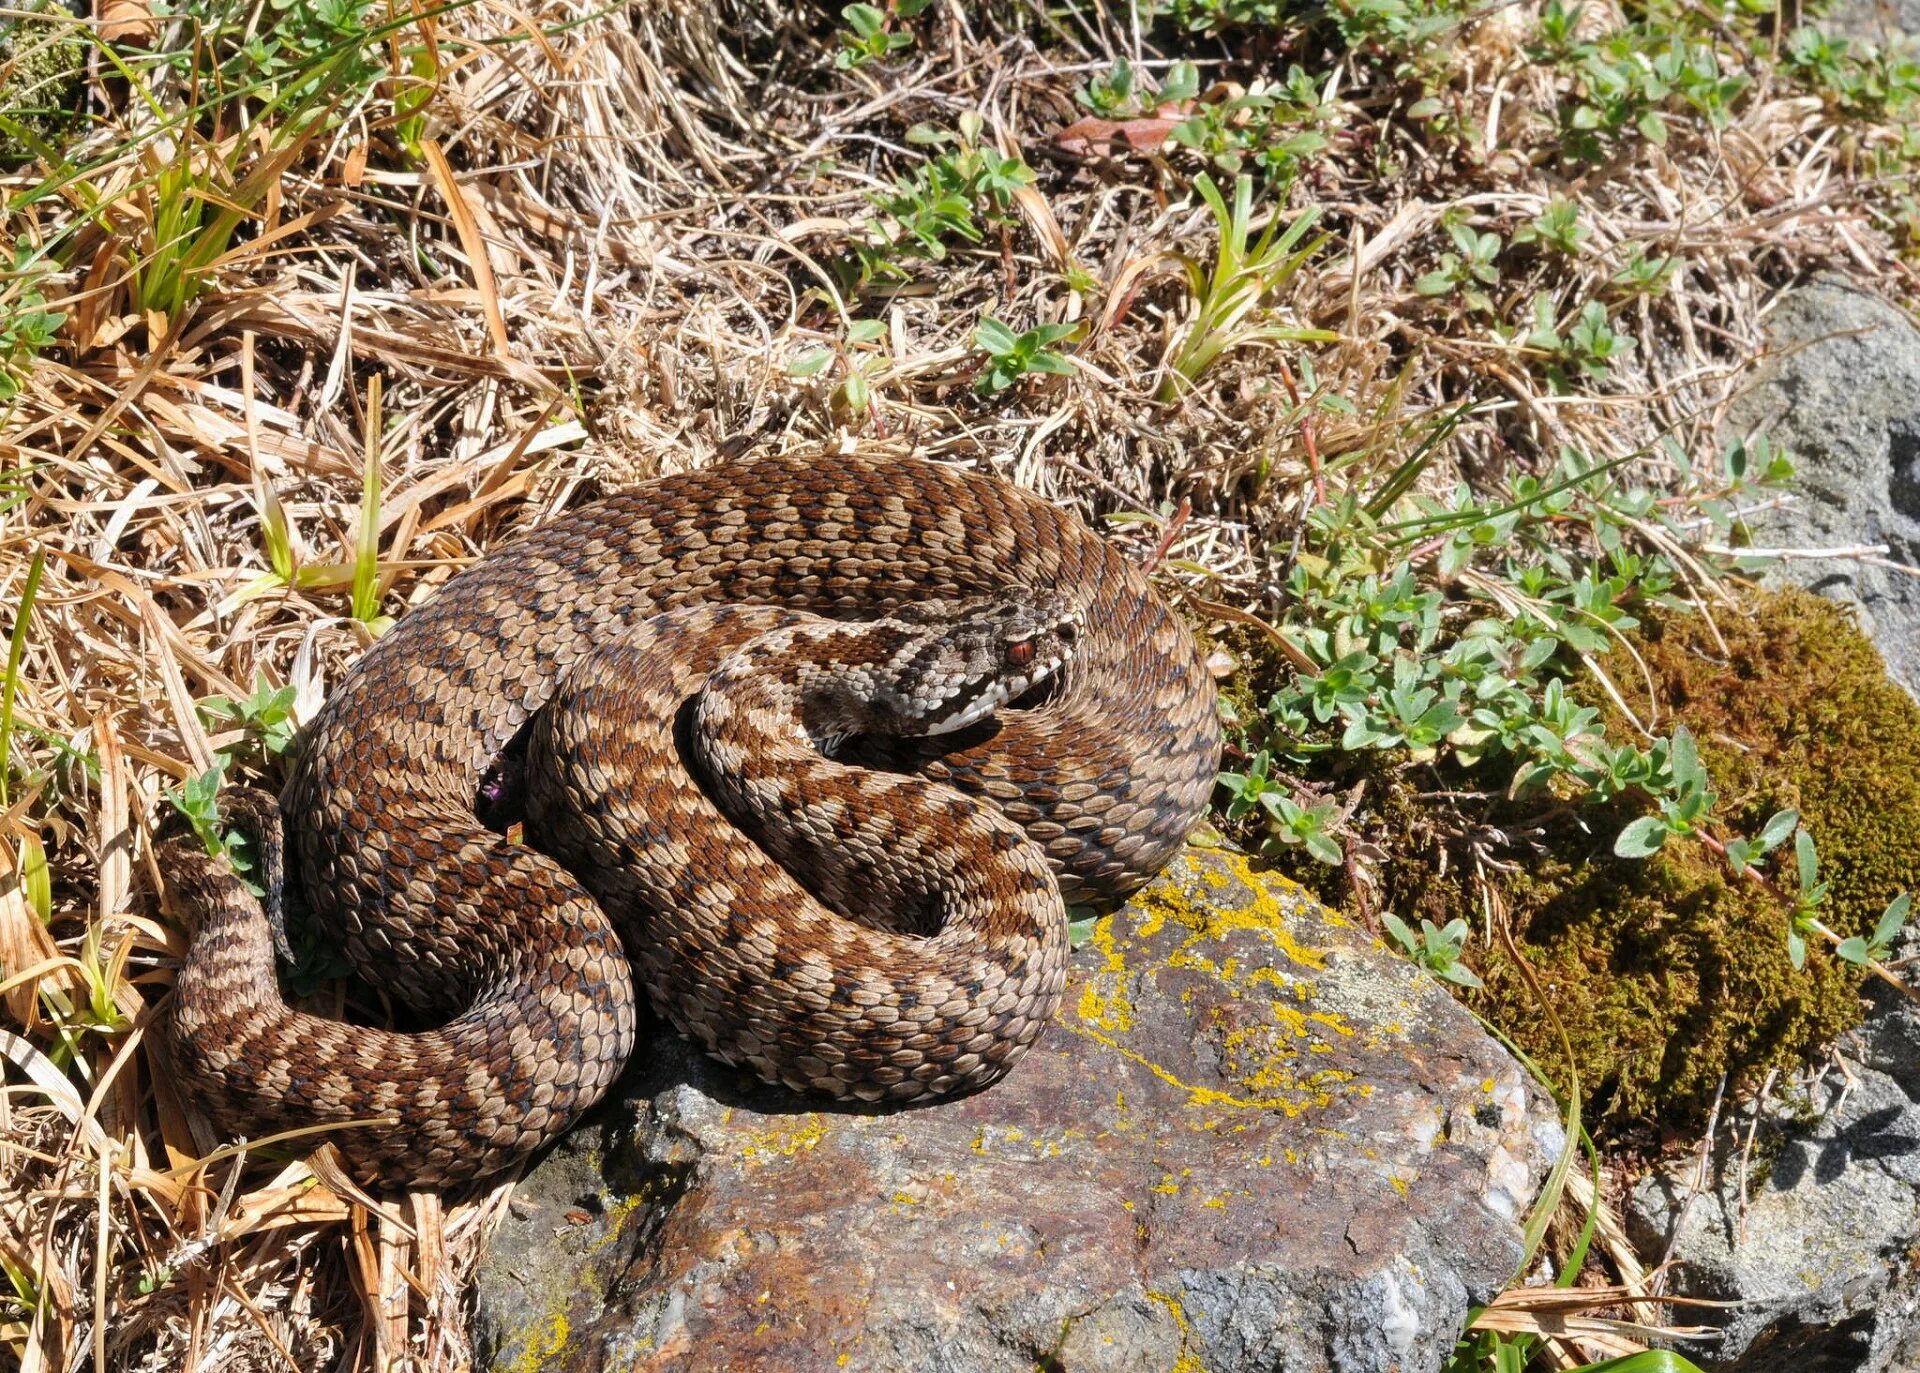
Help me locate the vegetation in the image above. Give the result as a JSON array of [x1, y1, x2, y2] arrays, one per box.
[[3, 0, 1918, 1365]]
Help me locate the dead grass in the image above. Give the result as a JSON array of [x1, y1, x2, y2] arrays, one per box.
[[0, 0, 1912, 1365]]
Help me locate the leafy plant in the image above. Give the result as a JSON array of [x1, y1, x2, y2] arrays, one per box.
[[167, 758, 231, 860], [1218, 749, 1344, 863], [790, 318, 890, 424], [1839, 892, 1913, 967], [1525, 296, 1637, 388], [1077, 57, 1199, 118], [198, 674, 300, 762], [834, 1, 929, 70], [1611, 244, 1679, 295], [1513, 198, 1587, 256], [1220, 433, 1803, 887], [0, 240, 66, 401], [1159, 172, 1333, 401], [1532, 4, 1749, 161], [850, 112, 1032, 283], [973, 318, 1075, 393], [1167, 66, 1336, 183], [1383, 912, 1484, 988], [1416, 213, 1502, 312], [1611, 727, 1714, 857]]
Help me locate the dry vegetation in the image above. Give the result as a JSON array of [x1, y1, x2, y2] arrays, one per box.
[[1, 0, 1915, 1367]]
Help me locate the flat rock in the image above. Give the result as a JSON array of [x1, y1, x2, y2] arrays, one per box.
[[473, 849, 1559, 1373], [1727, 274, 1920, 697]]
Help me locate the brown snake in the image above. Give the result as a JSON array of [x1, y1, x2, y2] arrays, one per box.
[[162, 453, 1221, 1188]]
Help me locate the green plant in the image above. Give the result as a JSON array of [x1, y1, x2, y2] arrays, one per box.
[[972, 317, 1075, 393], [1167, 66, 1336, 183], [352, 373, 390, 631], [790, 318, 890, 424], [1525, 296, 1637, 388], [1217, 749, 1344, 863], [1533, 4, 1749, 161], [0, 240, 66, 401], [143, 0, 390, 107], [1839, 892, 1912, 967], [0, 547, 44, 809], [1077, 57, 1199, 118], [1611, 244, 1679, 295], [1785, 25, 1920, 120], [1424, 588, 1920, 1128], [833, 1, 929, 70], [1158, 172, 1333, 401], [1382, 912, 1484, 987], [1416, 212, 1502, 312], [1217, 430, 1802, 885], [1513, 198, 1587, 256], [198, 674, 300, 763], [168, 758, 232, 859], [850, 112, 1032, 284]]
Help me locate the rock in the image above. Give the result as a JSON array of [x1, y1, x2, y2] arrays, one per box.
[[1627, 951, 1920, 1372], [1818, 0, 1920, 45], [473, 849, 1560, 1373], [1649, 272, 1920, 1368], [1727, 274, 1920, 698]]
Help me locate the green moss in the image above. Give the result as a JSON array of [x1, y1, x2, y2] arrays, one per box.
[[1406, 588, 1920, 1128], [0, 5, 86, 167]]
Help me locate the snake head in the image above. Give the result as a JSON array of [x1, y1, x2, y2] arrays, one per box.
[[874, 588, 1083, 738]]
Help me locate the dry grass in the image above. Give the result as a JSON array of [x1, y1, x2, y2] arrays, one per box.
[[0, 0, 1911, 1365]]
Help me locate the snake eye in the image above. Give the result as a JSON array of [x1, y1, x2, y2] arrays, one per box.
[[1006, 639, 1036, 669]]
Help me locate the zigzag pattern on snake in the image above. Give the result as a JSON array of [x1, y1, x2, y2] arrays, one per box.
[[161, 453, 1222, 1188]]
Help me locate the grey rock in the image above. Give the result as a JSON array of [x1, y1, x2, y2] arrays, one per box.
[[1818, 0, 1920, 46], [1727, 274, 1920, 697], [1628, 959, 1920, 1372], [473, 849, 1560, 1373]]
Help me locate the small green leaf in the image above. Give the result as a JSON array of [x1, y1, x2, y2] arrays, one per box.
[[1795, 828, 1819, 892], [1614, 815, 1669, 858], [1836, 936, 1870, 966], [973, 317, 1019, 355], [1874, 892, 1912, 948], [1757, 809, 1799, 851], [1668, 726, 1702, 791], [1304, 830, 1344, 866], [789, 348, 834, 378], [20, 834, 49, 922]]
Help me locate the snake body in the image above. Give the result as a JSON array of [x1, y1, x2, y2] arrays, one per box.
[[164, 453, 1221, 1188]]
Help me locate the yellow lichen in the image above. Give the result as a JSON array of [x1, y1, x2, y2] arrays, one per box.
[[1145, 1290, 1211, 1373], [736, 1115, 826, 1163], [502, 1311, 571, 1373]]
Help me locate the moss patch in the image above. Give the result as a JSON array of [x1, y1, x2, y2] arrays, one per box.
[[1384, 589, 1920, 1128], [0, 4, 86, 167]]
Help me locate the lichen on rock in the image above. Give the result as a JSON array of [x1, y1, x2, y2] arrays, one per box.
[[473, 848, 1557, 1373]]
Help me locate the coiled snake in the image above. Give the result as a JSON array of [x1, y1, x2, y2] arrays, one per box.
[[162, 453, 1221, 1188]]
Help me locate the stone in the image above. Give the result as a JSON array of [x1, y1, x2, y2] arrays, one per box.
[[1627, 944, 1920, 1372], [473, 849, 1560, 1373], [1818, 0, 1920, 45], [1726, 274, 1920, 698], [1639, 272, 1920, 1369]]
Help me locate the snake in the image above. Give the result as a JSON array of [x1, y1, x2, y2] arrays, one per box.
[[161, 453, 1221, 1188]]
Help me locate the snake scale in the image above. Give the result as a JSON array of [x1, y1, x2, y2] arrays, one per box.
[[162, 453, 1221, 1188]]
